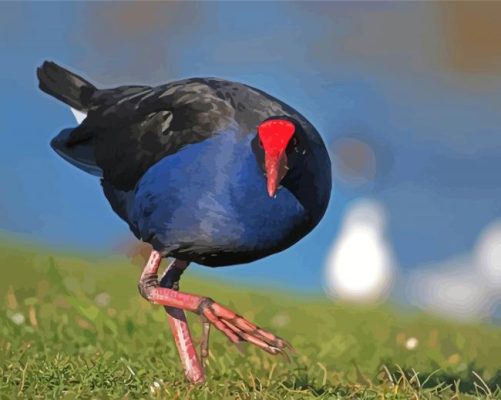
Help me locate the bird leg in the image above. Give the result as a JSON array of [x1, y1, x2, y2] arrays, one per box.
[[138, 251, 205, 384], [139, 251, 291, 364], [159, 261, 212, 367]]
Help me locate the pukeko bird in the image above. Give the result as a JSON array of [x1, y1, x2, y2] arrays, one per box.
[[37, 61, 331, 384]]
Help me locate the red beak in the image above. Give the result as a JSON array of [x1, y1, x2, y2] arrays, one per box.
[[265, 150, 286, 198], [258, 118, 296, 198]]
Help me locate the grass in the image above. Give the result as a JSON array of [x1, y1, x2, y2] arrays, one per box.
[[0, 239, 500, 399]]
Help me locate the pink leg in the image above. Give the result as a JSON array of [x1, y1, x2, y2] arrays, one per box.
[[165, 307, 204, 383], [139, 252, 204, 384], [139, 251, 291, 366]]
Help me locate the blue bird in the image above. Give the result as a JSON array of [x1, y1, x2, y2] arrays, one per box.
[[38, 61, 331, 383]]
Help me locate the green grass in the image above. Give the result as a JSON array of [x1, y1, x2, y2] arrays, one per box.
[[0, 239, 500, 399]]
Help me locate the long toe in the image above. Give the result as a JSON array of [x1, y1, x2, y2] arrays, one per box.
[[200, 317, 211, 365], [200, 300, 291, 356]]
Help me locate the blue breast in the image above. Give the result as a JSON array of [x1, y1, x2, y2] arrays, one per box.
[[128, 132, 309, 266]]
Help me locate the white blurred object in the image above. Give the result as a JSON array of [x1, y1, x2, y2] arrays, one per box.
[[9, 312, 25, 325], [474, 220, 501, 290], [405, 219, 501, 321], [405, 337, 418, 350], [406, 258, 494, 321], [325, 198, 395, 302], [71, 107, 87, 124]]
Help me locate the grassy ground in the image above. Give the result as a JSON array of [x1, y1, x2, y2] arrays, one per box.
[[0, 240, 500, 399]]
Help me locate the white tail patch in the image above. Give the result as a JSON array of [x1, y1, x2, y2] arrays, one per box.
[[71, 107, 87, 124]]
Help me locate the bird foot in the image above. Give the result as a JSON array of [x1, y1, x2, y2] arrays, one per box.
[[195, 298, 292, 356]]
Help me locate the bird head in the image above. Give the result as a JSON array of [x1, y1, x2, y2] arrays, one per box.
[[253, 117, 307, 198]]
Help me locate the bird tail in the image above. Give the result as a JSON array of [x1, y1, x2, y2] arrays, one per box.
[[36, 61, 96, 111]]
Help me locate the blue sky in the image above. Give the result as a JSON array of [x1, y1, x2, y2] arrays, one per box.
[[2, 2, 501, 292]]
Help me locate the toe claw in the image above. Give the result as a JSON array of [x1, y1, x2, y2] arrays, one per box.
[[234, 340, 245, 355]]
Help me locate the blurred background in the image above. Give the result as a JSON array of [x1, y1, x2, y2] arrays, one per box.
[[2, 1, 501, 323]]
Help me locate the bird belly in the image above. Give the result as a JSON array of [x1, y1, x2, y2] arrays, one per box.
[[130, 135, 309, 266]]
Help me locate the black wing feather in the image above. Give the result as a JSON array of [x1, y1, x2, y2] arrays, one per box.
[[80, 80, 235, 191], [37, 61, 96, 111]]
